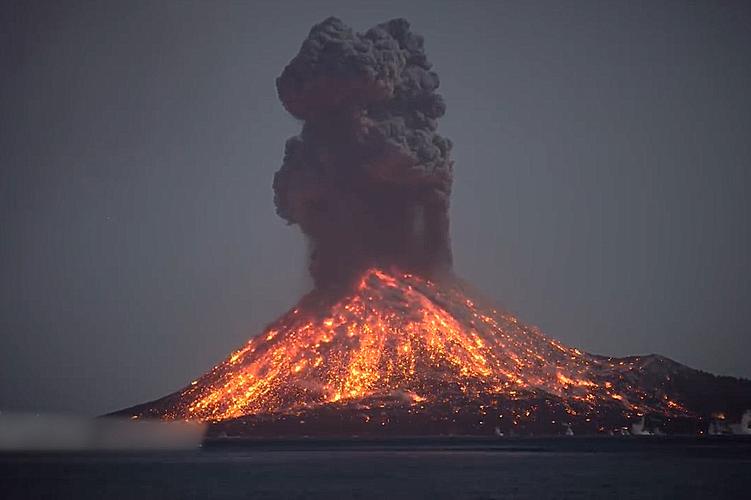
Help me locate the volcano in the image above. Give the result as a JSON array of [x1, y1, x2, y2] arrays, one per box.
[[117, 18, 750, 436], [121, 269, 751, 436]]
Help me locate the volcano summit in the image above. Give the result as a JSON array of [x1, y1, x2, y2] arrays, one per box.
[[119, 18, 751, 436]]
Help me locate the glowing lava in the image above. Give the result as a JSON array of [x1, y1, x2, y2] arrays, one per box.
[[145, 269, 687, 424]]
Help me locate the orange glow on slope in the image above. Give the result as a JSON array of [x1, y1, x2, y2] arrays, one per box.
[[160, 269, 687, 422]]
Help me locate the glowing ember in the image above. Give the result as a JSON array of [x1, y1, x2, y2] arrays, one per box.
[[143, 269, 689, 423]]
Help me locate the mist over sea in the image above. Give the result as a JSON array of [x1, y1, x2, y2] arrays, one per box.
[[2, 437, 749, 499]]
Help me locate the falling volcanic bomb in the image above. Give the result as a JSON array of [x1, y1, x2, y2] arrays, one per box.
[[118, 18, 751, 436]]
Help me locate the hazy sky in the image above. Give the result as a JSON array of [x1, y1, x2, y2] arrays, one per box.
[[2, 0, 750, 415]]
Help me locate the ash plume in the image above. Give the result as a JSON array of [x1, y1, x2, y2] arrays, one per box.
[[273, 17, 454, 290]]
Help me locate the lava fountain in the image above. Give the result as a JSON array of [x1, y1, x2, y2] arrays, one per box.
[[119, 18, 751, 436]]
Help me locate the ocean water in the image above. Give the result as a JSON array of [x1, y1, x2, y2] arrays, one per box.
[[1, 437, 749, 499]]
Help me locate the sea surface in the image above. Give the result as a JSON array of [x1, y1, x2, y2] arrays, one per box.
[[1, 437, 749, 499]]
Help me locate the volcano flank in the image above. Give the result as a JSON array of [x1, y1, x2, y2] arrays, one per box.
[[117, 18, 751, 436]]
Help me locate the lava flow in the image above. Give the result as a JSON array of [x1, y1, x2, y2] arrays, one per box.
[[156, 268, 676, 422]]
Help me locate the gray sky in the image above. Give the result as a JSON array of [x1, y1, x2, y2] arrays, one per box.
[[2, 0, 749, 416]]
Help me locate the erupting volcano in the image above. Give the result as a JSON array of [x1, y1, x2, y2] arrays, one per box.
[[120, 18, 751, 436]]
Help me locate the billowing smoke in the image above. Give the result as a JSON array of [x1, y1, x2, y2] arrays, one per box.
[[273, 18, 453, 290]]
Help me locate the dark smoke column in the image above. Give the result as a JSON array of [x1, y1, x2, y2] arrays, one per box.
[[273, 18, 454, 290]]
